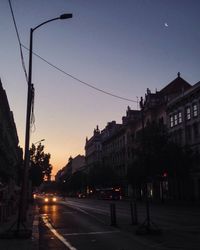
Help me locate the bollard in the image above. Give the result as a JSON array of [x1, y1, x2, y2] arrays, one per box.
[[130, 200, 138, 225], [110, 203, 117, 226]]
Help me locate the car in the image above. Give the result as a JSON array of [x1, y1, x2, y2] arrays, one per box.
[[39, 193, 58, 204], [77, 193, 86, 198]]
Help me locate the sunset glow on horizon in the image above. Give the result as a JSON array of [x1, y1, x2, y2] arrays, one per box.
[[1, 0, 199, 177]]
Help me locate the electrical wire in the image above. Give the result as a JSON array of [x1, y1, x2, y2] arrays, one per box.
[[8, 0, 137, 106], [8, 0, 36, 132], [8, 0, 28, 82], [21, 44, 138, 103]]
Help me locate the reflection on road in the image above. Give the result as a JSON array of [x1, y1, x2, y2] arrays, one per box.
[[41, 212, 77, 250]]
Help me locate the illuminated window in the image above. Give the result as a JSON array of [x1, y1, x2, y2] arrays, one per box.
[[170, 115, 174, 128], [178, 112, 182, 124], [193, 104, 198, 117], [186, 107, 191, 120], [174, 114, 178, 126]]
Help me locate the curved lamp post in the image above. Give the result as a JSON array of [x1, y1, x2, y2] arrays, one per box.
[[17, 14, 72, 233]]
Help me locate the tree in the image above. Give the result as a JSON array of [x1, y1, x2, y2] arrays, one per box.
[[87, 163, 120, 189], [29, 143, 52, 187], [127, 121, 191, 192], [66, 171, 87, 194], [128, 122, 168, 183]]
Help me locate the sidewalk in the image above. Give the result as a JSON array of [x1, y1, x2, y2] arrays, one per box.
[[0, 204, 39, 250]]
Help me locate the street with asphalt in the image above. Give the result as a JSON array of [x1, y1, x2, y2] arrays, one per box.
[[0, 197, 200, 250]]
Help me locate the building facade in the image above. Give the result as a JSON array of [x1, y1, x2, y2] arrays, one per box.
[[167, 81, 200, 200], [0, 79, 22, 221], [135, 73, 192, 200], [57, 73, 200, 201], [85, 126, 102, 173], [84, 73, 195, 200]]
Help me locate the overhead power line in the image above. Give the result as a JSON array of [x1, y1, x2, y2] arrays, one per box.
[[8, 0, 28, 82], [8, 0, 137, 103], [21, 44, 138, 103], [8, 0, 36, 132]]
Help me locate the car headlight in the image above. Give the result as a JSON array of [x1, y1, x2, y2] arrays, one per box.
[[52, 197, 57, 202], [44, 198, 49, 202]]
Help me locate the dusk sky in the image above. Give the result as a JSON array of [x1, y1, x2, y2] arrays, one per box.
[[1, 0, 200, 177]]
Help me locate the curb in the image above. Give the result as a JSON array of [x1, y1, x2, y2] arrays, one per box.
[[31, 205, 40, 250]]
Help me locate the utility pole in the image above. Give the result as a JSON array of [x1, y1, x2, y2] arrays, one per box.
[[16, 13, 73, 237]]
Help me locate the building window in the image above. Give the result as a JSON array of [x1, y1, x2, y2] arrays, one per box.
[[178, 112, 182, 124], [186, 107, 191, 120], [193, 104, 198, 117], [170, 115, 174, 128], [174, 114, 178, 126]]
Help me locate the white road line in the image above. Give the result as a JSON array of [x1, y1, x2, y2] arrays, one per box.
[[41, 215, 77, 250], [59, 201, 105, 224], [63, 201, 107, 214], [63, 230, 120, 236]]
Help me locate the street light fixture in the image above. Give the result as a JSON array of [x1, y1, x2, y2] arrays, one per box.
[[17, 13, 72, 234], [60, 13, 73, 19]]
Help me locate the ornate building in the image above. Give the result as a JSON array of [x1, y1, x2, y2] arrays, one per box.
[[85, 126, 102, 172], [84, 73, 195, 200], [167, 81, 200, 200]]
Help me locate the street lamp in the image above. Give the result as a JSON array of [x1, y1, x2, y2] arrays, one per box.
[[17, 13, 72, 233]]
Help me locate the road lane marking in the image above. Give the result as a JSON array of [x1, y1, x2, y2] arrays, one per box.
[[59, 201, 105, 224], [41, 215, 77, 250], [63, 230, 120, 236], [61, 201, 107, 214]]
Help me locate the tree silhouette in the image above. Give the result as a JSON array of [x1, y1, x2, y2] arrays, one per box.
[[88, 163, 120, 189], [29, 143, 52, 187], [127, 121, 191, 198]]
